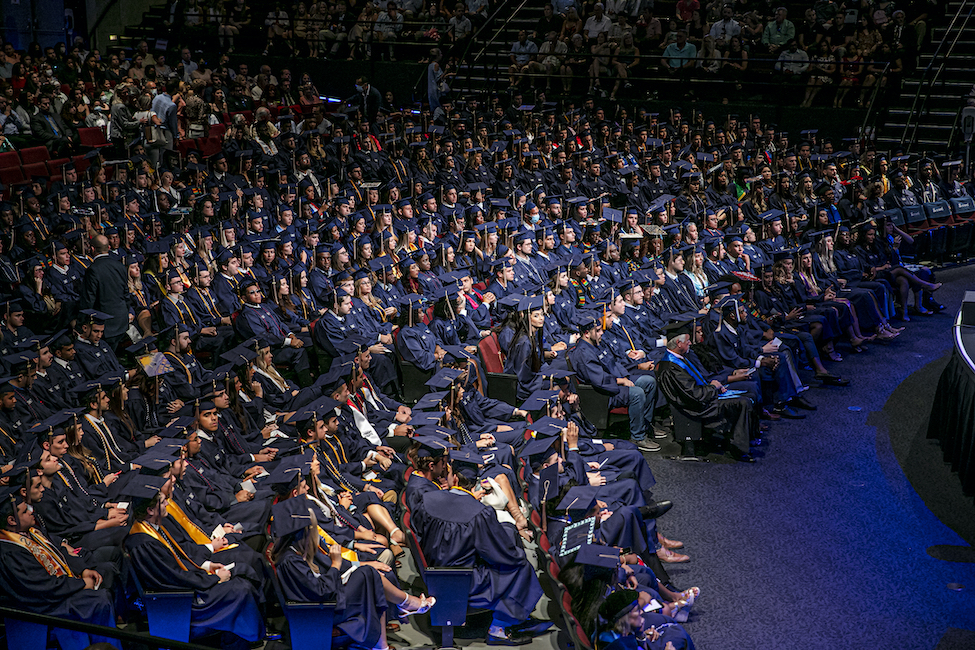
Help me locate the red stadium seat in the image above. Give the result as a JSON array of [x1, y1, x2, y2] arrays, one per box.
[[0, 167, 27, 186], [72, 155, 91, 174], [0, 152, 20, 169], [22, 163, 50, 180], [46, 158, 71, 176], [77, 127, 112, 149], [18, 146, 50, 165]]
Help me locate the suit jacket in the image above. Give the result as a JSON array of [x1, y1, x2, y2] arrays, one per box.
[[80, 254, 130, 338], [29, 109, 70, 146]]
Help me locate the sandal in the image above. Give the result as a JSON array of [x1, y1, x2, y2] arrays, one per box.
[[681, 587, 701, 606], [827, 351, 843, 362], [399, 593, 436, 615]]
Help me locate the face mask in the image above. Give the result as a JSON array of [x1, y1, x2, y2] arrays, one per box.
[[530, 213, 540, 224], [355, 84, 364, 92], [26, 505, 33, 515], [459, 308, 467, 316]]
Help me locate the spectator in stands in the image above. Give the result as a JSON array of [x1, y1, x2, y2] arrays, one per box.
[[661, 29, 697, 77], [583, 2, 613, 42], [535, 3, 564, 41], [263, 3, 294, 56], [30, 93, 73, 155], [320, 1, 355, 59], [774, 38, 810, 78], [709, 4, 741, 48], [538, 30, 568, 95], [762, 6, 796, 55], [374, 2, 405, 61], [448, 3, 474, 54], [508, 30, 541, 90]]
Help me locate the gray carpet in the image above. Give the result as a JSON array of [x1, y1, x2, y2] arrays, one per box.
[[638, 264, 975, 649]]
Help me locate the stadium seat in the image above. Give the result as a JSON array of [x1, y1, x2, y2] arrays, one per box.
[[0, 166, 27, 186], [77, 128, 112, 149], [46, 158, 71, 176], [72, 154, 91, 174], [402, 509, 477, 648], [477, 333, 518, 403], [18, 146, 51, 165], [269, 558, 339, 650], [177, 137, 199, 158], [22, 162, 50, 179], [125, 551, 194, 642], [0, 152, 20, 169]]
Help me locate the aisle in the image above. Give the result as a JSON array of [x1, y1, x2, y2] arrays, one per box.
[[644, 265, 975, 649]]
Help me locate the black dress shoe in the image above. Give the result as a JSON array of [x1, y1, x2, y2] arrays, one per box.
[[640, 500, 674, 520], [774, 404, 806, 419], [727, 448, 757, 463], [487, 632, 534, 646], [816, 373, 850, 387], [790, 396, 817, 411], [510, 619, 554, 635]]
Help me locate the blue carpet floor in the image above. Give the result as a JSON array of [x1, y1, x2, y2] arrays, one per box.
[[643, 264, 975, 649]]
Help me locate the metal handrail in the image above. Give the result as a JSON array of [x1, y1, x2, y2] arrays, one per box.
[[857, 60, 892, 145], [467, 0, 531, 67], [0, 604, 212, 650], [900, 0, 975, 150], [455, 0, 531, 93]]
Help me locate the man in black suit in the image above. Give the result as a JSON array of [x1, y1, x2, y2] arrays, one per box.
[[350, 76, 385, 125], [29, 94, 74, 155], [79, 235, 130, 349]]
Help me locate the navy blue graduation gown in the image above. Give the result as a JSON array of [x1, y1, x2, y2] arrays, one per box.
[[275, 551, 386, 646], [0, 537, 119, 650], [125, 529, 263, 642], [72, 337, 123, 379], [419, 488, 542, 623]]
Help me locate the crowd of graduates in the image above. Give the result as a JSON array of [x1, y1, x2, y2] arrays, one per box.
[[0, 40, 968, 649]]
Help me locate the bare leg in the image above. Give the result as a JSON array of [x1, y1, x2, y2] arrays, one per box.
[[365, 503, 406, 544]]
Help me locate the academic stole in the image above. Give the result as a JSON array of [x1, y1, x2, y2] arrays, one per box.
[[164, 351, 194, 384], [317, 526, 358, 563], [165, 500, 238, 551], [130, 521, 204, 572], [0, 528, 74, 577]]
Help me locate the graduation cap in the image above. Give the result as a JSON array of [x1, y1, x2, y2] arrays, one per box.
[[441, 345, 475, 364], [29, 409, 81, 442], [520, 389, 561, 412], [270, 495, 316, 538], [600, 589, 641, 625], [130, 448, 178, 476], [425, 368, 463, 390], [79, 309, 113, 325], [119, 474, 169, 509], [414, 391, 449, 410], [556, 485, 599, 521], [449, 449, 481, 481], [413, 436, 450, 459], [663, 317, 696, 341], [574, 543, 622, 572], [519, 434, 559, 469], [409, 411, 447, 427], [267, 451, 317, 494]]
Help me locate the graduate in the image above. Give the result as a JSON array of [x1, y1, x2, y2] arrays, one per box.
[[270, 496, 434, 650], [417, 460, 552, 646], [124, 475, 265, 650], [0, 484, 121, 650]]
